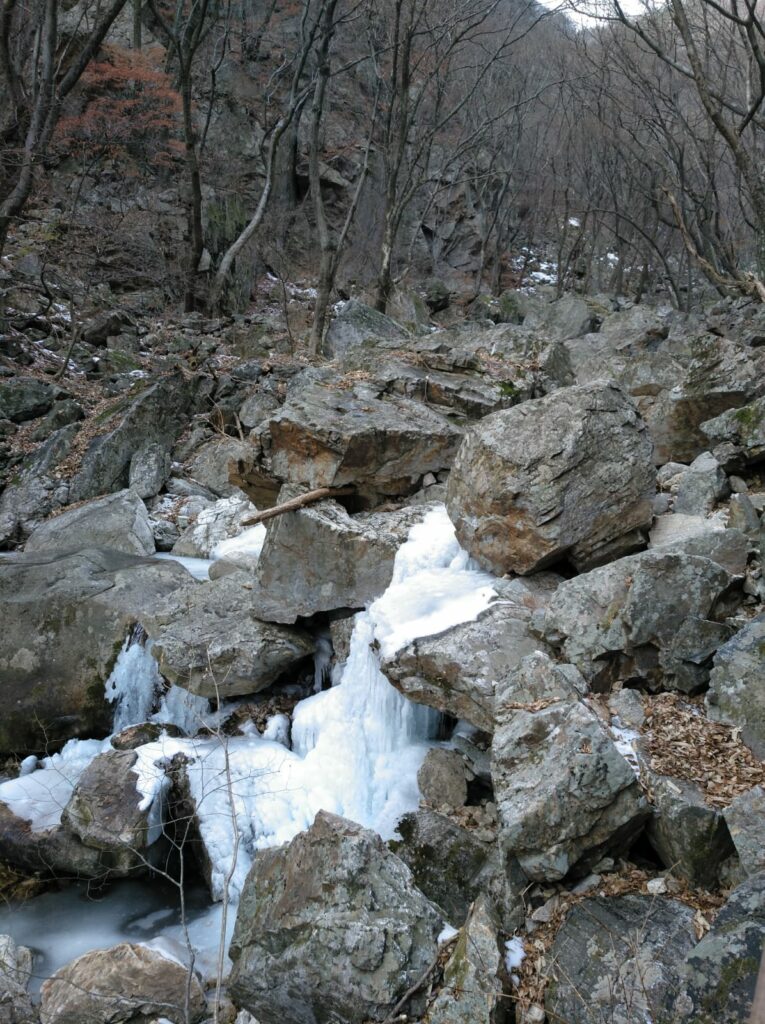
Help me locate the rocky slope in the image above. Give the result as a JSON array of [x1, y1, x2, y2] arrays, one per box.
[[0, 288, 764, 1023]]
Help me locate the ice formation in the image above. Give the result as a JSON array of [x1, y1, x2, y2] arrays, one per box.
[[212, 524, 267, 562], [504, 935, 526, 985], [153, 553, 214, 580], [1, 505, 496, 906]]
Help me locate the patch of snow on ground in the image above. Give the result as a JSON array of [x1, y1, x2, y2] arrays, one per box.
[[212, 524, 267, 561], [504, 936, 525, 986]]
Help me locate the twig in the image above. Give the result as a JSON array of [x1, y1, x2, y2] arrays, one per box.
[[380, 950, 444, 1024]]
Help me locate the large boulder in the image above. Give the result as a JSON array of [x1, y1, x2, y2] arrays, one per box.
[[706, 614, 765, 757], [323, 300, 410, 359], [145, 574, 315, 698], [39, 943, 207, 1024], [392, 809, 524, 931], [545, 895, 697, 1024], [186, 437, 253, 498], [67, 372, 204, 504], [0, 379, 56, 423], [670, 873, 765, 1023], [61, 749, 155, 854], [446, 380, 654, 575], [244, 501, 427, 623], [381, 573, 561, 732], [492, 653, 647, 880], [229, 811, 443, 1024], [0, 549, 189, 754], [543, 539, 743, 693], [24, 489, 155, 557], [231, 382, 462, 507]]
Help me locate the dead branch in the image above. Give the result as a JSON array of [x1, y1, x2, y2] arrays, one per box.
[[241, 486, 354, 527]]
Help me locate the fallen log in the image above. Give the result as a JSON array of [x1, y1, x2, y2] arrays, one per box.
[[241, 486, 355, 527]]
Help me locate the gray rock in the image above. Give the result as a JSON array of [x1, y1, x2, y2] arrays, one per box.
[[392, 809, 524, 931], [638, 755, 734, 888], [417, 749, 467, 811], [724, 786, 765, 877], [0, 424, 78, 546], [248, 501, 427, 623], [172, 494, 258, 558], [381, 574, 561, 732], [0, 379, 55, 423], [702, 395, 765, 468], [446, 380, 654, 575], [238, 390, 280, 431], [421, 278, 450, 313], [648, 520, 749, 575], [68, 373, 203, 504], [145, 575, 315, 698], [523, 293, 596, 340], [39, 943, 207, 1024], [545, 895, 697, 1024], [30, 399, 84, 441], [673, 452, 729, 515], [229, 811, 443, 1024], [24, 490, 155, 557], [492, 654, 647, 880], [232, 382, 462, 507], [128, 443, 171, 499], [424, 896, 504, 1024], [186, 437, 253, 498], [0, 549, 188, 754], [61, 749, 153, 854], [324, 299, 410, 359], [544, 546, 739, 693], [0, 934, 36, 1024], [706, 614, 765, 757], [670, 873, 765, 1023]]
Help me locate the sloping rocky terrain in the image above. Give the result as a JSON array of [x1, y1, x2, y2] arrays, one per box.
[[0, 286, 764, 1024]]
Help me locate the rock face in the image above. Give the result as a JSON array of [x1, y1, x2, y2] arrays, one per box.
[[229, 811, 443, 1024], [706, 614, 765, 757], [0, 424, 79, 546], [145, 575, 315, 697], [0, 379, 56, 423], [187, 437, 254, 498], [543, 543, 741, 693], [0, 799, 111, 880], [39, 942, 207, 1024], [232, 382, 462, 507], [0, 549, 188, 754], [61, 749, 153, 854], [24, 489, 155, 557], [492, 653, 647, 880], [128, 443, 171, 499], [545, 895, 697, 1024], [248, 501, 426, 623], [381, 574, 561, 732], [323, 299, 410, 359], [446, 381, 654, 575], [424, 897, 505, 1024], [670, 873, 765, 1023]]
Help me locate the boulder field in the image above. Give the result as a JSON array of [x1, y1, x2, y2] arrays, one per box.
[[0, 293, 764, 1024]]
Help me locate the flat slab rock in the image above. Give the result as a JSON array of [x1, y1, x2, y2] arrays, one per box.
[[229, 811, 443, 1024], [706, 613, 765, 758], [446, 379, 655, 575], [232, 381, 462, 505], [24, 488, 155, 557]]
